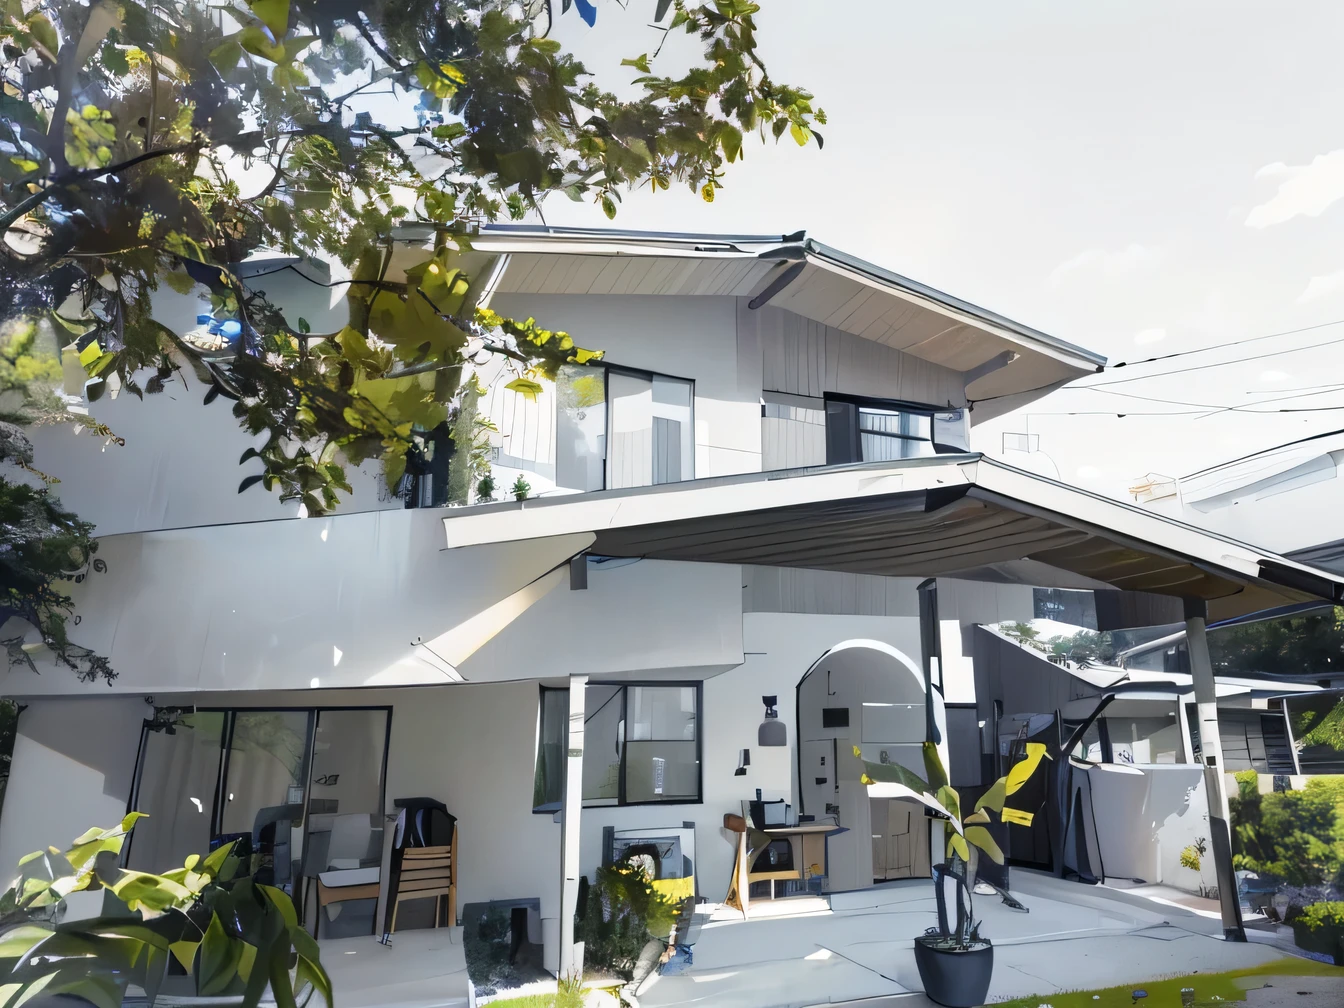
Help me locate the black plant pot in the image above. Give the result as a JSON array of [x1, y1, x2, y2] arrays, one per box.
[[913, 935, 994, 1008]]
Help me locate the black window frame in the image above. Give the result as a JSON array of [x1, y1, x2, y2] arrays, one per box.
[[532, 681, 704, 812], [126, 705, 393, 851], [823, 393, 939, 466], [555, 361, 696, 492]]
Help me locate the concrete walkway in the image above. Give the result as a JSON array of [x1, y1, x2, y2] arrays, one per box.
[[635, 873, 1295, 1008]]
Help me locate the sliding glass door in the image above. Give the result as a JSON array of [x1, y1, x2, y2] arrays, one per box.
[[127, 706, 390, 936]]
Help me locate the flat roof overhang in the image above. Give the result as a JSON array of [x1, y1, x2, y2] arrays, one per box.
[[442, 456, 1344, 624]]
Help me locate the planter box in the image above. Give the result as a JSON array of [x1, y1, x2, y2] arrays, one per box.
[[1291, 921, 1344, 966]]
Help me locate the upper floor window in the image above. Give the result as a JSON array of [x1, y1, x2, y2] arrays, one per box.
[[824, 395, 937, 465], [555, 364, 694, 492]]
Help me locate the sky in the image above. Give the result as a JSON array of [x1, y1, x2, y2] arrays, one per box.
[[523, 0, 1344, 502]]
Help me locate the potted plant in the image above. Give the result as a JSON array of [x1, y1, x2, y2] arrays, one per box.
[[856, 741, 1050, 1007], [0, 813, 328, 1008]]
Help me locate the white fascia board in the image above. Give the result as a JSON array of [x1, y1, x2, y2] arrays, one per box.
[[442, 458, 973, 549]]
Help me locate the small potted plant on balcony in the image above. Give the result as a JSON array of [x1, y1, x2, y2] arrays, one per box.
[[856, 741, 1050, 1008]]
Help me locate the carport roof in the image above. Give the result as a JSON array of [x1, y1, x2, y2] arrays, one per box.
[[442, 455, 1344, 623]]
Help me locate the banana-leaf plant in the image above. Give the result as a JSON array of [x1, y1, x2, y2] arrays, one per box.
[[856, 741, 1051, 949], [0, 813, 329, 1008]]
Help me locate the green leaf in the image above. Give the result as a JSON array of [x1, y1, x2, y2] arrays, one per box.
[[789, 121, 810, 146], [170, 940, 199, 975], [0, 925, 52, 960], [197, 914, 242, 996], [600, 194, 617, 219], [620, 53, 651, 73], [164, 271, 196, 295], [505, 378, 543, 401], [719, 124, 742, 163], [247, 0, 290, 36]]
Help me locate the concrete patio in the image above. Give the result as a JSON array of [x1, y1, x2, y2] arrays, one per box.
[[310, 873, 1327, 1008], [635, 872, 1298, 1008]]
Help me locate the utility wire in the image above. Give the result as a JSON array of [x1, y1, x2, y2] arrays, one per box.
[[968, 316, 1344, 408]]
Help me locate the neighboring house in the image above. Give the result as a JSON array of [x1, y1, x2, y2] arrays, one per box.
[[4, 225, 1341, 974], [1132, 429, 1344, 565], [971, 625, 1324, 896]]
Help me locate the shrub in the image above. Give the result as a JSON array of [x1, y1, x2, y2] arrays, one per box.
[[1230, 775, 1344, 888], [577, 862, 680, 980]]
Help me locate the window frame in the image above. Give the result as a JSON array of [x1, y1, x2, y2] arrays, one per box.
[[556, 361, 696, 492], [532, 681, 704, 812], [124, 704, 394, 882], [822, 393, 939, 465]]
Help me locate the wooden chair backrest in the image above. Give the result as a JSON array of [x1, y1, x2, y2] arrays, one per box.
[[395, 836, 454, 901]]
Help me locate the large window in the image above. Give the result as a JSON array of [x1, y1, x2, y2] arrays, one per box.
[[824, 395, 937, 465], [555, 364, 694, 492], [127, 706, 390, 937], [533, 683, 702, 810]]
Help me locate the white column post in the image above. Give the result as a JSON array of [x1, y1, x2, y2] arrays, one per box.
[[1184, 599, 1245, 941], [558, 674, 588, 977]]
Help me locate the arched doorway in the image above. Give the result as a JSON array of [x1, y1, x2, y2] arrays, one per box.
[[795, 640, 945, 892]]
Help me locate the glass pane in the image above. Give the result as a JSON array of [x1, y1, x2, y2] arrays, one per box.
[[127, 712, 225, 872], [304, 709, 388, 937], [534, 689, 568, 809], [582, 685, 624, 804], [860, 432, 934, 461], [608, 372, 654, 489], [1106, 715, 1183, 764], [859, 408, 931, 440], [651, 376, 693, 483], [626, 686, 696, 742], [555, 364, 607, 492], [221, 711, 312, 892], [624, 741, 698, 802]]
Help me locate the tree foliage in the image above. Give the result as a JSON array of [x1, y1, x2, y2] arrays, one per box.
[[1208, 607, 1344, 678], [1230, 771, 1344, 890], [0, 813, 327, 1008], [0, 0, 822, 679]]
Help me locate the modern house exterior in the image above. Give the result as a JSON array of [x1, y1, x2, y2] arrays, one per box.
[[4, 225, 1343, 986]]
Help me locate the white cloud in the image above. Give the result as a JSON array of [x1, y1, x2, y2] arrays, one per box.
[[1245, 149, 1344, 228], [1297, 266, 1344, 304], [1048, 243, 1157, 287], [1133, 327, 1166, 345]]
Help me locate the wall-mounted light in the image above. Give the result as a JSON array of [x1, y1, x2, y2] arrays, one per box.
[[734, 749, 751, 776], [759, 695, 787, 747]]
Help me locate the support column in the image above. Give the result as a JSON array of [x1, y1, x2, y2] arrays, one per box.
[[1184, 599, 1245, 941], [558, 674, 588, 977]]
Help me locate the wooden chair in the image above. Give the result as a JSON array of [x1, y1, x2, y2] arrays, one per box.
[[388, 827, 456, 933], [314, 867, 380, 938]]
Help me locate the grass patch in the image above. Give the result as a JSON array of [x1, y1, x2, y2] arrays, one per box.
[[986, 957, 1344, 1008]]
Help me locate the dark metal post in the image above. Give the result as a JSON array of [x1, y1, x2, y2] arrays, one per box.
[[917, 578, 942, 744]]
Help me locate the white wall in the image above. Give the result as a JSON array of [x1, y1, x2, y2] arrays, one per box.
[[0, 509, 595, 696], [26, 272, 392, 538], [0, 696, 146, 918], [462, 558, 743, 681], [1085, 764, 1217, 894]]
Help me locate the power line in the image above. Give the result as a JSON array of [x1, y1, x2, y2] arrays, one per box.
[[968, 316, 1344, 408]]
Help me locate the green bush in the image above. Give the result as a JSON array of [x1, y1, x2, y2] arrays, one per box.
[[1300, 901, 1344, 929], [577, 863, 680, 980], [1229, 774, 1344, 888]]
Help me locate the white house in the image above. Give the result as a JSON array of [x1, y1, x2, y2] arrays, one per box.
[[3, 226, 1340, 984]]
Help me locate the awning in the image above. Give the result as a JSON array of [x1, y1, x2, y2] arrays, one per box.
[[442, 455, 1344, 623]]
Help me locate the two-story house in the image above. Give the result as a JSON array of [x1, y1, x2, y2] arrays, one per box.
[[2, 225, 1337, 983]]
